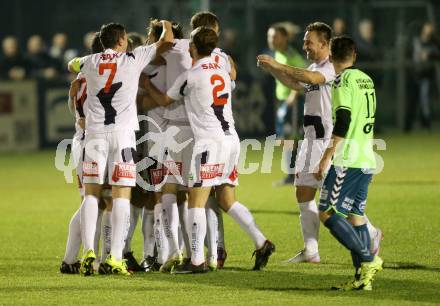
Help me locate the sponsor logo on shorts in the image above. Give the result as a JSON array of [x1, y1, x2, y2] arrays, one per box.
[[112, 163, 136, 182], [200, 163, 225, 180], [83, 161, 99, 177], [150, 168, 164, 185], [228, 165, 238, 182], [341, 197, 354, 211], [163, 161, 183, 176]]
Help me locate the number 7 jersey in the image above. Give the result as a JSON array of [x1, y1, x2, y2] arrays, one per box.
[[167, 56, 235, 140], [77, 46, 157, 132]]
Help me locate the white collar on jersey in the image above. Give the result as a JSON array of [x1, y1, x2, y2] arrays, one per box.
[[316, 56, 330, 66]]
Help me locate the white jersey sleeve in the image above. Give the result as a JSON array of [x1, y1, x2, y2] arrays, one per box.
[[211, 48, 232, 73], [167, 71, 188, 101], [163, 39, 192, 89], [133, 44, 157, 72]]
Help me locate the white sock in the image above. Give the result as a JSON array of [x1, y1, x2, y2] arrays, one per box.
[[110, 198, 131, 261], [154, 203, 169, 264], [364, 214, 378, 238], [93, 208, 103, 261], [142, 208, 155, 258], [80, 195, 99, 253], [187, 208, 207, 266], [63, 209, 81, 264], [205, 196, 219, 260], [298, 200, 320, 256], [124, 204, 142, 254], [178, 201, 191, 258], [101, 210, 112, 262], [214, 199, 225, 250], [161, 193, 180, 257], [227, 202, 266, 249]]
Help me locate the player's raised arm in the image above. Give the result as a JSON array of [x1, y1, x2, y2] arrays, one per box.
[[257, 54, 326, 86], [257, 54, 303, 90], [154, 20, 174, 55]]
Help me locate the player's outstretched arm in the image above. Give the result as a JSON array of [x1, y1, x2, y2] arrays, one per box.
[[257, 54, 302, 90], [140, 74, 174, 107], [154, 20, 174, 55], [257, 54, 326, 86]]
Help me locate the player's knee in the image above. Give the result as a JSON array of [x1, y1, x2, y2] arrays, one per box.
[[319, 210, 332, 223]]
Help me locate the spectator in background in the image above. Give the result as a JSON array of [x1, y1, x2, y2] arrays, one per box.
[[267, 22, 306, 186], [0, 36, 30, 80], [26, 35, 61, 79], [80, 31, 96, 56], [333, 18, 348, 36], [49, 32, 78, 67], [406, 22, 440, 131], [355, 19, 380, 62]]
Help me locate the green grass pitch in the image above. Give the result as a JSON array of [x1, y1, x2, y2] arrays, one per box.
[[0, 132, 439, 305]]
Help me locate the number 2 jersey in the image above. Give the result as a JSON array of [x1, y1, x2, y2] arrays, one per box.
[[301, 57, 336, 140], [162, 38, 234, 122], [77, 45, 157, 133], [167, 56, 235, 141]]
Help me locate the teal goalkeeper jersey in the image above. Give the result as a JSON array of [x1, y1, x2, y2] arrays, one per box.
[[331, 67, 377, 169]]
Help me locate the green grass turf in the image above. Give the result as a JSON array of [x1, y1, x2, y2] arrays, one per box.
[[0, 132, 439, 305]]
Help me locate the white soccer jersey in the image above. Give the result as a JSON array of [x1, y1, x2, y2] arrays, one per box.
[[163, 39, 234, 121], [167, 57, 235, 141], [78, 45, 157, 132], [301, 57, 335, 139]]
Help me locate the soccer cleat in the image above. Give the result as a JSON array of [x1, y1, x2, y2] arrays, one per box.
[[354, 256, 383, 289], [371, 228, 384, 256], [80, 250, 96, 276], [252, 240, 276, 271], [123, 251, 142, 272], [286, 249, 320, 264], [98, 262, 110, 275], [331, 279, 372, 291], [217, 247, 227, 269], [208, 256, 217, 272], [140, 256, 161, 272], [104, 255, 132, 276], [173, 261, 208, 274], [159, 253, 183, 273], [60, 261, 80, 274]]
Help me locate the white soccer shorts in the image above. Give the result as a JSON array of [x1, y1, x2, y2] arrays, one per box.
[[82, 130, 137, 187], [188, 134, 240, 188], [294, 137, 330, 189]]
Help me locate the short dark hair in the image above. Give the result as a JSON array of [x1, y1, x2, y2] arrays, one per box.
[[99, 22, 126, 49], [306, 21, 332, 43], [147, 19, 183, 42], [190, 11, 219, 30], [91, 32, 104, 53], [270, 24, 288, 37], [331, 35, 356, 62], [190, 26, 218, 56]]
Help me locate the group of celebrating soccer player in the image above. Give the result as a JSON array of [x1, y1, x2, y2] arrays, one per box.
[[59, 11, 384, 290]]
